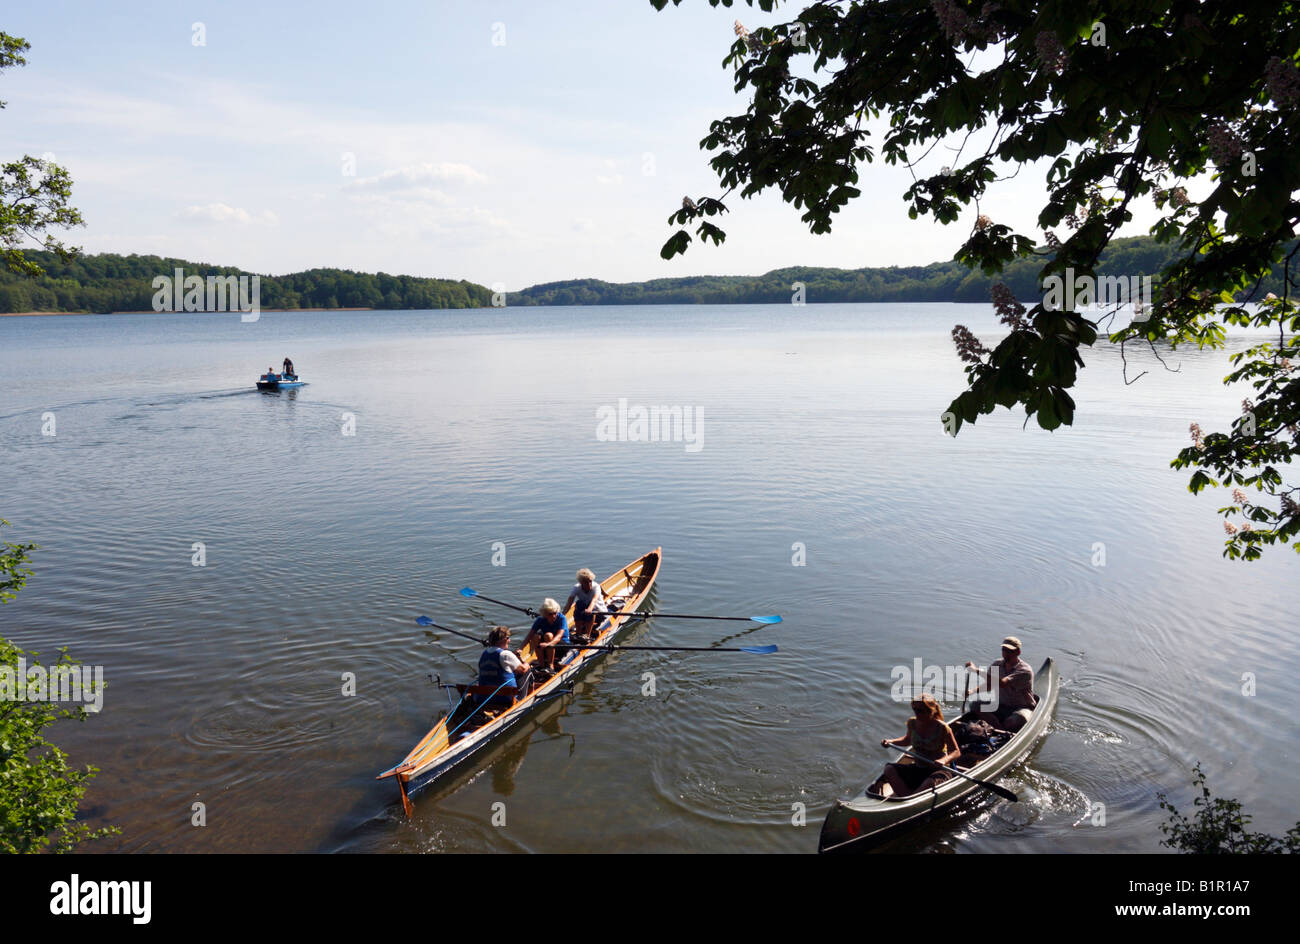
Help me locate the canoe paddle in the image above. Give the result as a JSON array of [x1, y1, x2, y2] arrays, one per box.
[[884, 743, 1019, 802]]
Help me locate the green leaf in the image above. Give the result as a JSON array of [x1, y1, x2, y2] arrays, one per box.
[[660, 230, 691, 260]]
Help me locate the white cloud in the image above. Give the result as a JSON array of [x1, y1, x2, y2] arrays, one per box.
[[349, 161, 488, 190], [363, 204, 516, 242], [346, 187, 453, 207], [179, 203, 278, 225]]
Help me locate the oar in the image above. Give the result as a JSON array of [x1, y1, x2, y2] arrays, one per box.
[[884, 743, 1018, 802], [596, 610, 782, 624], [415, 615, 486, 645], [420, 616, 775, 653], [459, 587, 536, 616], [461, 587, 781, 624], [564, 642, 778, 654]]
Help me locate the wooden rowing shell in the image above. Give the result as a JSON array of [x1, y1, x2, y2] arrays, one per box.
[[818, 657, 1059, 853], [377, 548, 662, 816]]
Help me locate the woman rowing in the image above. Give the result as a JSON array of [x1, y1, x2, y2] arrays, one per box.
[[564, 568, 605, 644], [870, 693, 961, 798], [477, 626, 534, 706], [523, 598, 569, 672]]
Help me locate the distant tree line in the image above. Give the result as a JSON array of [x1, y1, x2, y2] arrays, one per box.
[[514, 236, 1296, 306], [0, 252, 491, 313], [1, 237, 1294, 314]]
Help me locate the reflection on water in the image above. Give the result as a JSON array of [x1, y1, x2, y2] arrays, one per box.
[[490, 711, 577, 797], [0, 304, 1294, 854]]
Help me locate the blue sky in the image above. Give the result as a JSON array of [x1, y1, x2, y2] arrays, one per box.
[[3, 1, 1157, 287]]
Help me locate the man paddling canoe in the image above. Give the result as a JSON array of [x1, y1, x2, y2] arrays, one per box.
[[964, 635, 1037, 732]]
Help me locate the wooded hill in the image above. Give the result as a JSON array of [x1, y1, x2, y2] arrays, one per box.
[[0, 253, 489, 313], [1, 236, 1290, 313]]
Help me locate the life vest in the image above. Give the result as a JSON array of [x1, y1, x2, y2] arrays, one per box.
[[477, 647, 516, 689]]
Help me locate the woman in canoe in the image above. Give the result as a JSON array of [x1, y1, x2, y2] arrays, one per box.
[[564, 568, 605, 643], [871, 694, 961, 798], [478, 626, 534, 704], [523, 598, 569, 672]]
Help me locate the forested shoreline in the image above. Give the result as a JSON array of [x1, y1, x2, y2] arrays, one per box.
[[0, 254, 490, 313], [1, 236, 1291, 314]]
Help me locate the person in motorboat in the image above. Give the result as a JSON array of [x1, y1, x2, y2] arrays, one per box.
[[264, 366, 280, 382], [523, 598, 569, 672], [964, 635, 1037, 732], [477, 626, 534, 706], [870, 693, 961, 798], [564, 568, 605, 644], [282, 356, 295, 380]]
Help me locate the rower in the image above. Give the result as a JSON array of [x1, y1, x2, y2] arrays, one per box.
[[477, 626, 533, 706], [564, 568, 604, 644], [964, 636, 1037, 731], [523, 598, 568, 671]]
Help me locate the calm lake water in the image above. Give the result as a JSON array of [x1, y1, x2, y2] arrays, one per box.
[[0, 303, 1293, 853]]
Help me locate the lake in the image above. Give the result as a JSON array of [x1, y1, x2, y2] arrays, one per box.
[[0, 303, 1293, 853]]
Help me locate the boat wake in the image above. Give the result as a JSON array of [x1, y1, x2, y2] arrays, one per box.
[[197, 388, 262, 399], [964, 767, 1091, 833]]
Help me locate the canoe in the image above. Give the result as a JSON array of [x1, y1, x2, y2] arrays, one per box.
[[377, 548, 662, 815], [256, 376, 304, 390], [818, 657, 1059, 853]]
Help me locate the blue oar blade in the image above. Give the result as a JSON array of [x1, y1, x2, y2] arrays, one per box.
[[740, 644, 779, 654], [459, 587, 478, 598], [415, 615, 434, 626], [750, 615, 783, 624]]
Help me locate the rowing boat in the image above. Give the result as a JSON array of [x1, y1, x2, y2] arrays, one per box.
[[818, 657, 1059, 853], [377, 547, 662, 815]]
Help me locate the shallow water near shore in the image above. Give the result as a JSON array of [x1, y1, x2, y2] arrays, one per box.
[[0, 302, 1293, 853]]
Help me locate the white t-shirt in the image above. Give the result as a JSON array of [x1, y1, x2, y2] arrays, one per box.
[[571, 581, 605, 611], [499, 649, 525, 674]]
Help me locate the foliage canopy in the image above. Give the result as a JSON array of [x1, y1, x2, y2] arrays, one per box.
[[654, 0, 1300, 558], [1, 32, 83, 278]]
